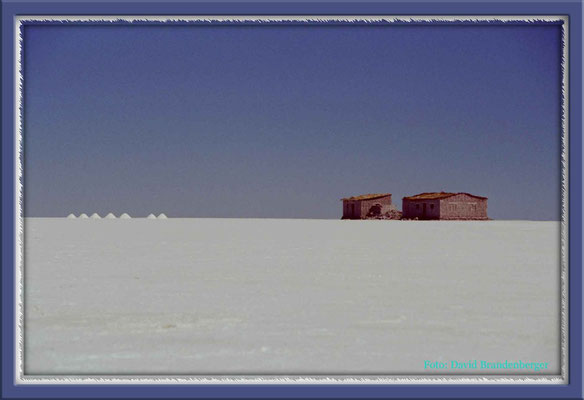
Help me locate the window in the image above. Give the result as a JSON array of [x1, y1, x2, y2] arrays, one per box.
[[430, 204, 434, 210], [416, 204, 420, 210]]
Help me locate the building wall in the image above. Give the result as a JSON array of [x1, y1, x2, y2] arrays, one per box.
[[438, 194, 488, 220], [402, 199, 441, 219], [359, 196, 392, 218], [342, 201, 360, 219], [342, 195, 392, 219]]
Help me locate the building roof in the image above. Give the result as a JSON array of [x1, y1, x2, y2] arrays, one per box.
[[341, 193, 392, 201], [403, 192, 488, 201]]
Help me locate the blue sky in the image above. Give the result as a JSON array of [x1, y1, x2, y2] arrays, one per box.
[[24, 23, 562, 219]]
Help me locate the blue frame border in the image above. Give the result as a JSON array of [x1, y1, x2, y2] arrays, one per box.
[[2, 1, 582, 399]]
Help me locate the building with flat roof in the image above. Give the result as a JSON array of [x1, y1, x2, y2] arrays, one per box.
[[341, 193, 393, 220], [402, 192, 488, 220]]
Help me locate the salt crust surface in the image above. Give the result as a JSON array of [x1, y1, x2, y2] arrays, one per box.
[[24, 219, 560, 375]]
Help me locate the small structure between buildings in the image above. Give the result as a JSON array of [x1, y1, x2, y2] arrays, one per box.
[[341, 193, 401, 220], [402, 192, 488, 220]]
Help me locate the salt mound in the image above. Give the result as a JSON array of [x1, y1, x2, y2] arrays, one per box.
[[120, 213, 131, 219], [157, 213, 168, 219], [90, 213, 101, 219], [79, 213, 89, 219], [67, 214, 77, 219], [105, 213, 117, 219], [147, 214, 157, 219]]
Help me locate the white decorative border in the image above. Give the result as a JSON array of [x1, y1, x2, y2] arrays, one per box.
[[13, 15, 569, 385]]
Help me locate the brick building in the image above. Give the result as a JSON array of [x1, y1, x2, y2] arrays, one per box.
[[341, 193, 393, 219], [402, 192, 488, 220]]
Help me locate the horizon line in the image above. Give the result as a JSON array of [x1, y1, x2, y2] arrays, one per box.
[[23, 216, 561, 222]]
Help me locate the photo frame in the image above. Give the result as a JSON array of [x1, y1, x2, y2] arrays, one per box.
[[1, 0, 582, 398]]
